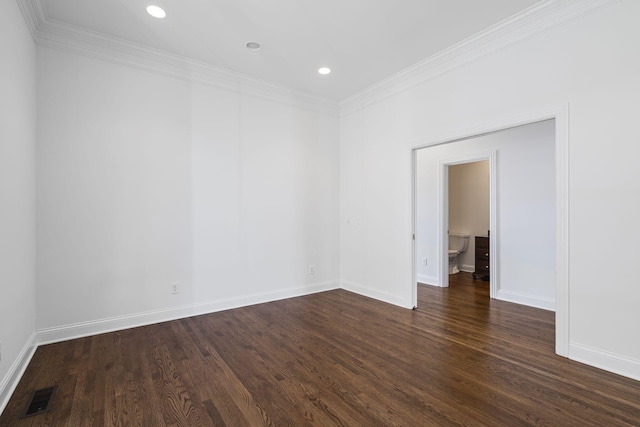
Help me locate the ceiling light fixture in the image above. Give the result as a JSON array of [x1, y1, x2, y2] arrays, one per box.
[[318, 67, 332, 75], [246, 42, 262, 52], [146, 5, 166, 19]]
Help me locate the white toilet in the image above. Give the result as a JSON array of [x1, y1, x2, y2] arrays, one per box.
[[448, 233, 470, 274]]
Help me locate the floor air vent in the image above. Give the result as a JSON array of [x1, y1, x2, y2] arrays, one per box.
[[22, 386, 57, 418]]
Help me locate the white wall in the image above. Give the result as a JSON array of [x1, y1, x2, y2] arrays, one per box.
[[449, 161, 489, 272], [340, 0, 640, 379], [36, 47, 340, 339], [0, 0, 37, 412], [416, 121, 556, 310], [5, 0, 639, 406]]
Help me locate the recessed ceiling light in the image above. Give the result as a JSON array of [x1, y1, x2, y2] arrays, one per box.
[[246, 42, 262, 52], [146, 5, 166, 19], [318, 67, 332, 75]]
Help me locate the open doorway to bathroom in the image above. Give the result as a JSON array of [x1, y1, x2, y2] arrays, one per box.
[[414, 148, 496, 294], [447, 160, 490, 289]]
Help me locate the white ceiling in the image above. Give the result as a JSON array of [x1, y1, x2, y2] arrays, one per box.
[[39, 0, 541, 101]]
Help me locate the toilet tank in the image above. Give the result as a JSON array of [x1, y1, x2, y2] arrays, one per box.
[[449, 233, 470, 253]]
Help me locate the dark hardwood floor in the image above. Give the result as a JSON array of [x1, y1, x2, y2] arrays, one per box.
[[2, 273, 640, 426]]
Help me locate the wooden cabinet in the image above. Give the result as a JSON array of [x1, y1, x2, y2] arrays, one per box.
[[473, 236, 490, 281]]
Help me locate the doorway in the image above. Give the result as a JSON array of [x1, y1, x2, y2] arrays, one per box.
[[411, 108, 569, 357], [446, 159, 491, 290], [415, 149, 497, 295]]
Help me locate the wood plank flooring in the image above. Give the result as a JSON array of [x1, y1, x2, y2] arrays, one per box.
[[2, 273, 640, 426]]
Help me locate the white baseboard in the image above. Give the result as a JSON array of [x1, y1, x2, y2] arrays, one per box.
[[496, 289, 555, 311], [460, 264, 475, 273], [569, 342, 640, 382], [37, 281, 339, 345], [341, 280, 411, 308], [5, 284, 640, 415], [0, 332, 37, 416], [417, 274, 440, 287]]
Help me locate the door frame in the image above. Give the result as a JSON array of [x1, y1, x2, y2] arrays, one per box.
[[411, 104, 569, 357], [439, 153, 497, 296]]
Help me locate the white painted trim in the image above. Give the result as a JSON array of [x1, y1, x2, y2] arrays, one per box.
[[37, 281, 338, 345], [340, 0, 620, 115], [0, 332, 37, 416], [489, 153, 498, 299], [410, 103, 569, 358], [410, 149, 418, 308], [439, 161, 449, 288], [496, 290, 555, 311], [438, 151, 497, 296], [460, 264, 475, 273], [19, 0, 619, 115], [554, 105, 571, 357], [15, 0, 46, 40], [416, 275, 439, 287], [341, 280, 412, 309], [569, 342, 640, 382]]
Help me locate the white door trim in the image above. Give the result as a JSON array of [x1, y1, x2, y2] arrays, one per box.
[[411, 103, 569, 357], [439, 152, 497, 298]]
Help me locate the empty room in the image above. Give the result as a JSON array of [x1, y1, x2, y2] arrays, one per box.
[[2, 0, 640, 425]]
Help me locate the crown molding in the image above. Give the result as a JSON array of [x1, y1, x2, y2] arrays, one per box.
[[339, 0, 621, 116], [16, 0, 619, 118], [15, 0, 46, 39], [16, 0, 338, 116]]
